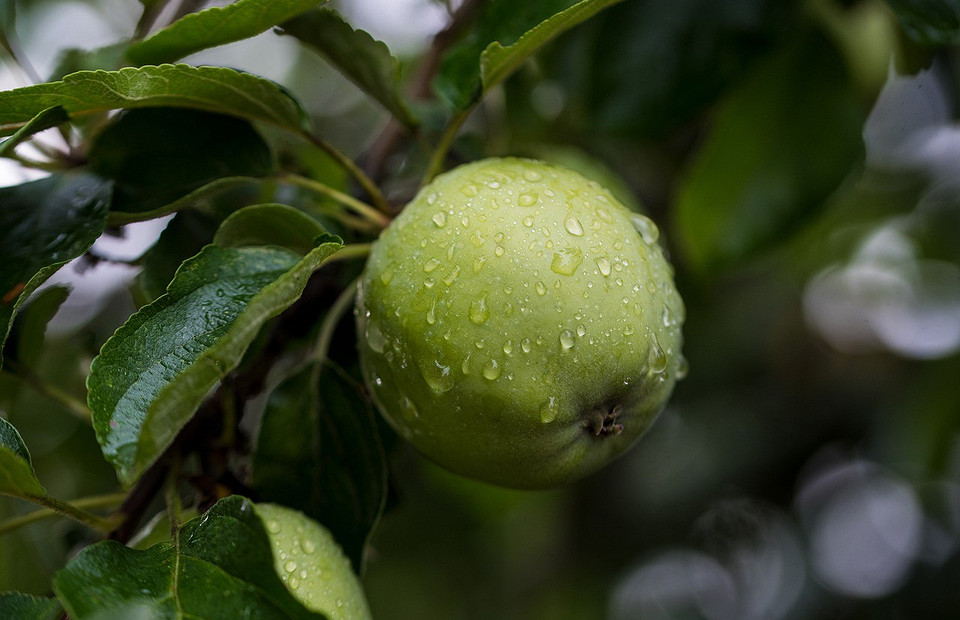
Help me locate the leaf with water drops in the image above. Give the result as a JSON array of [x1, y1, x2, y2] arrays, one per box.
[[52, 496, 344, 619], [0, 416, 45, 498], [252, 363, 388, 572], [88, 234, 343, 487], [0, 174, 112, 365], [0, 592, 62, 620]]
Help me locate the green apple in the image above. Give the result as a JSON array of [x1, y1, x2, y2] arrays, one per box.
[[256, 503, 371, 619], [355, 157, 684, 489]]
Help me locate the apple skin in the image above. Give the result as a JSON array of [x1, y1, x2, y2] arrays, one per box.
[[355, 157, 684, 489]]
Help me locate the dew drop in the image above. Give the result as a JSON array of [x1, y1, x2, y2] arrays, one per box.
[[443, 265, 461, 285], [461, 216, 470, 228], [535, 281, 547, 296], [523, 169, 543, 182], [473, 256, 486, 273], [564, 216, 584, 236], [623, 324, 635, 336], [426, 192, 437, 205], [423, 257, 441, 272], [631, 214, 660, 244], [418, 359, 455, 393], [461, 354, 471, 375], [596, 257, 611, 276], [522, 216, 534, 227], [285, 560, 298, 573], [426, 302, 437, 325], [560, 330, 575, 350], [676, 355, 689, 380], [289, 577, 300, 589], [521, 338, 532, 353], [460, 183, 479, 197], [301, 540, 316, 554], [482, 358, 502, 380], [267, 520, 280, 534], [596, 207, 613, 222], [551, 247, 583, 276], [486, 181, 501, 189], [379, 264, 395, 285], [494, 245, 505, 257], [518, 192, 538, 207], [539, 397, 559, 423], [648, 339, 667, 374], [576, 324, 586, 337], [365, 320, 385, 353], [469, 295, 490, 324], [424, 277, 435, 288], [432, 212, 447, 227]]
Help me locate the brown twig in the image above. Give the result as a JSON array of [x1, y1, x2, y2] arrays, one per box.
[[363, 0, 489, 184]]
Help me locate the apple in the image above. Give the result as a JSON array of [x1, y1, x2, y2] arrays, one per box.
[[355, 157, 684, 488]]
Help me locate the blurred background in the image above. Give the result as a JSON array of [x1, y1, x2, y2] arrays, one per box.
[[3, 0, 960, 618]]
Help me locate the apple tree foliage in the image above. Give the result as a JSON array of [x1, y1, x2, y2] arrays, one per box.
[[1, 0, 960, 618]]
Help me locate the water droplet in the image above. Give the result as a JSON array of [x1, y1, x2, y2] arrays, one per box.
[[560, 330, 575, 350], [461, 216, 470, 227], [461, 183, 479, 197], [486, 181, 501, 189], [564, 216, 584, 236], [301, 540, 316, 554], [424, 277, 435, 288], [576, 324, 586, 337], [475, 339, 486, 349], [285, 560, 298, 573], [631, 214, 660, 244], [443, 265, 461, 285], [676, 355, 689, 380], [523, 169, 543, 182], [299, 570, 308, 579], [426, 302, 437, 325], [521, 338, 532, 353], [365, 320, 385, 353], [535, 281, 547, 296], [461, 354, 471, 374], [596, 207, 613, 222], [596, 257, 611, 276], [379, 264, 395, 285], [539, 397, 559, 423], [289, 577, 300, 589], [469, 295, 490, 324], [503, 340, 513, 354], [648, 339, 667, 374], [423, 257, 441, 272], [418, 359, 455, 392], [551, 247, 583, 275], [482, 358, 502, 380], [522, 216, 534, 227], [623, 324, 635, 336], [432, 212, 447, 227], [518, 192, 538, 207], [494, 246, 505, 257], [267, 520, 280, 533]]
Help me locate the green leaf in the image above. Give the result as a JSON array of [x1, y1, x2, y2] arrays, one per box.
[[0, 417, 45, 497], [0, 107, 67, 151], [88, 107, 274, 216], [279, 8, 416, 127], [214, 203, 326, 254], [480, 0, 625, 95], [435, 0, 622, 110], [109, 176, 264, 225], [3, 285, 70, 368], [674, 30, 864, 272], [884, 0, 960, 45], [252, 363, 387, 571], [0, 174, 112, 362], [0, 64, 309, 134], [52, 496, 327, 619], [127, 0, 328, 65], [138, 211, 223, 302], [0, 592, 61, 620], [88, 236, 343, 487]]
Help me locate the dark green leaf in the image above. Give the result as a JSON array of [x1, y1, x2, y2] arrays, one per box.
[[88, 108, 274, 215], [0, 174, 112, 361], [88, 237, 343, 487], [0, 416, 45, 497], [0, 64, 309, 134], [214, 203, 326, 254], [252, 363, 387, 571], [0, 107, 67, 152], [885, 0, 960, 45], [279, 8, 416, 127], [4, 285, 69, 368], [138, 210, 223, 302], [109, 176, 264, 225], [544, 0, 794, 138], [0, 592, 61, 620], [52, 496, 327, 619], [127, 0, 328, 65], [675, 30, 864, 272], [435, 0, 621, 110], [47, 43, 130, 81]]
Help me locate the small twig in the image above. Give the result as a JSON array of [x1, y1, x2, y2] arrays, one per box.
[[0, 492, 127, 538], [302, 132, 390, 214], [2, 365, 92, 423], [134, 0, 176, 39], [108, 455, 169, 543], [282, 173, 391, 230], [423, 107, 472, 185], [18, 493, 123, 533]]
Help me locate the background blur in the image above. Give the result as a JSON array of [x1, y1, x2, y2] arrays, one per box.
[[3, 0, 960, 618]]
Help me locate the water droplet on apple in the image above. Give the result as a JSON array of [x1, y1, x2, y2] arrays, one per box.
[[560, 330, 575, 350], [550, 247, 583, 275], [469, 295, 490, 324], [482, 358, 502, 380], [539, 397, 558, 423], [564, 216, 584, 236], [432, 212, 447, 227], [631, 214, 659, 244]]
